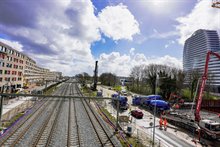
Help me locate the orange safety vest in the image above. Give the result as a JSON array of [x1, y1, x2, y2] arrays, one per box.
[[159, 118, 163, 126], [164, 119, 167, 127]]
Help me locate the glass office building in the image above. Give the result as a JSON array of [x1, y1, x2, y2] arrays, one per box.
[[183, 29, 220, 92]]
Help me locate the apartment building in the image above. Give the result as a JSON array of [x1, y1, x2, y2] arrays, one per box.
[[0, 41, 62, 92], [183, 29, 220, 92], [0, 42, 24, 92]]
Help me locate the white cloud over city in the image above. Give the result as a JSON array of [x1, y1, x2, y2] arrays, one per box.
[[176, 0, 220, 45], [98, 51, 182, 76], [0, 0, 200, 76], [0, 0, 143, 76]]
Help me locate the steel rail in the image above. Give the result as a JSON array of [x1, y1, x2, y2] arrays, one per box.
[[32, 83, 68, 146], [0, 98, 48, 146], [69, 83, 81, 146], [0, 83, 67, 146], [45, 83, 69, 147], [31, 98, 63, 146], [76, 84, 115, 146]]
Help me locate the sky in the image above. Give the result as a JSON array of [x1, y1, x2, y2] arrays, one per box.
[[0, 0, 219, 76]]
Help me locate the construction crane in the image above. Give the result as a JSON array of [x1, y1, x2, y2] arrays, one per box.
[[194, 51, 220, 139], [195, 51, 220, 121], [212, 0, 220, 8], [162, 51, 220, 140]]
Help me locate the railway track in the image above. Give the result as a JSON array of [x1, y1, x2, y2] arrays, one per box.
[[68, 83, 81, 146], [75, 84, 116, 146], [0, 96, 48, 146], [0, 80, 120, 147], [33, 83, 69, 146], [0, 83, 68, 146]]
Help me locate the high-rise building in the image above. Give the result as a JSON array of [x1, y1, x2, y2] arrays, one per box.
[[183, 29, 220, 92], [0, 41, 62, 92]]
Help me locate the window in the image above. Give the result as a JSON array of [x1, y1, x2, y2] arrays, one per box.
[[18, 72, 22, 76], [4, 77, 10, 81], [0, 77, 2, 82], [19, 66, 23, 69], [0, 70, 2, 74], [14, 58, 19, 63], [0, 53, 5, 59], [0, 61, 4, 67], [6, 63, 12, 68], [205, 123, 211, 130], [14, 64, 18, 69], [4, 70, 10, 75], [12, 71, 17, 75]]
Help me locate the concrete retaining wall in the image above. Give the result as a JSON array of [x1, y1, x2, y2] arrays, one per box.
[[2, 100, 34, 121]]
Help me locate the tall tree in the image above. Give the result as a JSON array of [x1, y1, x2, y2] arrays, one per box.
[[130, 65, 144, 92], [188, 69, 200, 100], [75, 72, 91, 86], [99, 73, 118, 86]]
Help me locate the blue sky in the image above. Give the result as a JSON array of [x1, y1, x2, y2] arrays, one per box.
[[0, 0, 219, 76], [91, 0, 197, 59]]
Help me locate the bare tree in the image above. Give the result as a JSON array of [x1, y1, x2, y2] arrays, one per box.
[[130, 65, 144, 92], [188, 69, 201, 100], [99, 73, 118, 86], [205, 72, 215, 99]]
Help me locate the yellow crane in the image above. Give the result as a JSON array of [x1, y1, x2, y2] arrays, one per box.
[[212, 0, 220, 8]]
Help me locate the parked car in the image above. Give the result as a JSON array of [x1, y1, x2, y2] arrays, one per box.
[[131, 110, 144, 119]]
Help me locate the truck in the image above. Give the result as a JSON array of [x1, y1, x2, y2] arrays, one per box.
[[149, 100, 170, 111], [162, 51, 220, 140], [112, 94, 129, 110]]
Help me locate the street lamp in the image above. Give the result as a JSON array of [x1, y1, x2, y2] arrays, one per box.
[[152, 74, 158, 146]]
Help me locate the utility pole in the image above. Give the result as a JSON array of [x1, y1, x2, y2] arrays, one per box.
[[116, 99, 120, 131], [92, 61, 98, 91], [0, 85, 5, 129], [152, 74, 158, 147]]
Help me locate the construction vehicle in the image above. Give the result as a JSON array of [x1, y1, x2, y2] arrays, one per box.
[[168, 93, 184, 109], [163, 51, 220, 140]]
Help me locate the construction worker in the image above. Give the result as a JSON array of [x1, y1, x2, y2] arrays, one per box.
[[159, 117, 163, 129], [164, 118, 167, 131]]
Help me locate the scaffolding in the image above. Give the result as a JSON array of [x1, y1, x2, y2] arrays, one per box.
[[212, 0, 220, 8]]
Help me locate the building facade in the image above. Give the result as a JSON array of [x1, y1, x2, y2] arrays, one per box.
[[0, 42, 24, 92], [183, 29, 220, 92], [0, 42, 62, 92]]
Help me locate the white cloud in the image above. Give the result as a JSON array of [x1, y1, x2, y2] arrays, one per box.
[[0, 1, 141, 76], [164, 40, 175, 48], [176, 0, 220, 45], [98, 52, 182, 76], [149, 30, 179, 39], [0, 38, 23, 52], [129, 48, 135, 55], [98, 3, 140, 40]]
